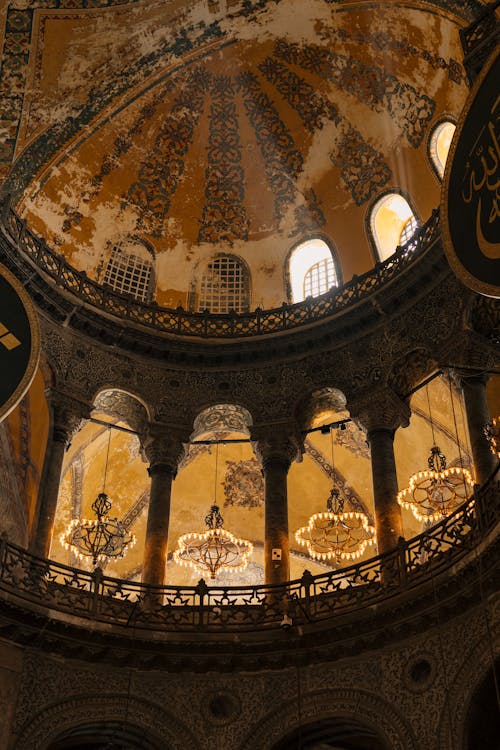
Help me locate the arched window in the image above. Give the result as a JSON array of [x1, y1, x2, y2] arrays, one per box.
[[370, 193, 419, 262], [288, 238, 339, 303], [103, 238, 154, 302], [198, 254, 250, 313], [429, 120, 456, 178]]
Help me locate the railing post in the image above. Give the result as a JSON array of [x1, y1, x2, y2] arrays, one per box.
[[196, 578, 208, 629], [91, 566, 103, 615], [397, 536, 408, 588]]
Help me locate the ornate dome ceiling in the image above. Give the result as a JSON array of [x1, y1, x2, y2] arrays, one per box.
[[3, 0, 477, 308]]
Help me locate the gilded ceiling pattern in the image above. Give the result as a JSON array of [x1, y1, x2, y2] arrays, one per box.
[[198, 76, 249, 244], [128, 68, 211, 236], [317, 25, 466, 85], [0, 0, 480, 197], [237, 70, 303, 220], [259, 56, 391, 205], [274, 40, 435, 148]]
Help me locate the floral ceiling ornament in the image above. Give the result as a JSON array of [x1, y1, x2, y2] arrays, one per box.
[[295, 426, 376, 562], [174, 444, 253, 579], [61, 426, 135, 566]]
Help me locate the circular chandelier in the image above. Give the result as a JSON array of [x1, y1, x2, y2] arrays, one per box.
[[173, 444, 253, 580], [61, 426, 135, 566], [484, 417, 500, 458], [174, 503, 253, 580], [397, 445, 474, 523], [295, 426, 376, 563]]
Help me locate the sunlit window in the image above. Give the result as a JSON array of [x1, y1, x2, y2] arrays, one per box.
[[289, 238, 339, 303], [429, 121, 456, 178], [370, 193, 418, 261], [198, 255, 250, 313], [103, 241, 154, 302]]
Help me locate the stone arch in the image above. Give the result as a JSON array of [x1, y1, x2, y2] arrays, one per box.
[[239, 687, 418, 750], [14, 693, 200, 750], [295, 386, 347, 432], [191, 403, 253, 439], [92, 387, 150, 433], [438, 598, 500, 750]]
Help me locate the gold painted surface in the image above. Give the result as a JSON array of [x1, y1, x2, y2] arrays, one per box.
[[14, 1, 468, 309]]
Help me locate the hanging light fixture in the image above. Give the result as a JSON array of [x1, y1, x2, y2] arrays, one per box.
[[61, 426, 136, 566], [484, 417, 500, 459], [397, 380, 474, 523], [295, 426, 376, 563], [173, 444, 253, 579]]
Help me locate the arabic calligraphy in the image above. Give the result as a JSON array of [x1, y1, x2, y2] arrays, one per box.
[[461, 94, 500, 260], [0, 321, 21, 350]]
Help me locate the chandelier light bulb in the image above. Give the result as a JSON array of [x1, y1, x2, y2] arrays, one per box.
[[397, 446, 474, 523]]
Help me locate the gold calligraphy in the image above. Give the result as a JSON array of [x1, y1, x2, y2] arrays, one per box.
[[0, 321, 21, 350], [461, 94, 500, 260]]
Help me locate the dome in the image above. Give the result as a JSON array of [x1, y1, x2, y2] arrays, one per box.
[[10, 0, 467, 309]]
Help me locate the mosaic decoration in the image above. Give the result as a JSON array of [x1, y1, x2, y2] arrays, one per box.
[[127, 67, 211, 236], [317, 25, 466, 85], [198, 76, 249, 244], [335, 422, 370, 459], [322, 0, 483, 20], [223, 458, 264, 509], [259, 56, 391, 205], [237, 70, 303, 220], [122, 489, 149, 530], [274, 39, 435, 148], [192, 404, 252, 439]]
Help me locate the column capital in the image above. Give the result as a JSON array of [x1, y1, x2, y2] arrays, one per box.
[[141, 426, 189, 475], [348, 388, 411, 436], [251, 425, 303, 468], [47, 389, 91, 446]]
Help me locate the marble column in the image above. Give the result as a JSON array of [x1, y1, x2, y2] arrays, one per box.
[[457, 373, 498, 485], [254, 431, 301, 586], [141, 432, 185, 587], [350, 389, 410, 555], [30, 392, 89, 559]]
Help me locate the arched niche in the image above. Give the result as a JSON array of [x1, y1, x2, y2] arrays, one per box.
[[463, 656, 500, 750], [429, 119, 456, 179], [46, 720, 164, 750], [369, 192, 419, 261], [287, 238, 340, 304], [271, 716, 388, 749]]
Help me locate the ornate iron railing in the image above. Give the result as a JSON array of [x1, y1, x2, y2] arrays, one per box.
[[0, 480, 497, 633], [0, 199, 440, 339], [460, 0, 500, 84]]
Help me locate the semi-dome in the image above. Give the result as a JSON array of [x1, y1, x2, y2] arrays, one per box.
[[10, 0, 468, 310]]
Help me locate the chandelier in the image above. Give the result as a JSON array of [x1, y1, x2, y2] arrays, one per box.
[[173, 444, 253, 579], [484, 417, 500, 458], [397, 380, 474, 524], [61, 426, 135, 566], [295, 426, 376, 563]]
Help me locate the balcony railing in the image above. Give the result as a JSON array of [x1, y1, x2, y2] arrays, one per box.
[[0, 199, 440, 339], [0, 479, 497, 634]]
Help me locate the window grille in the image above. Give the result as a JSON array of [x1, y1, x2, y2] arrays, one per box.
[[198, 256, 249, 313], [103, 246, 153, 302], [399, 216, 418, 246], [303, 257, 337, 298]]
